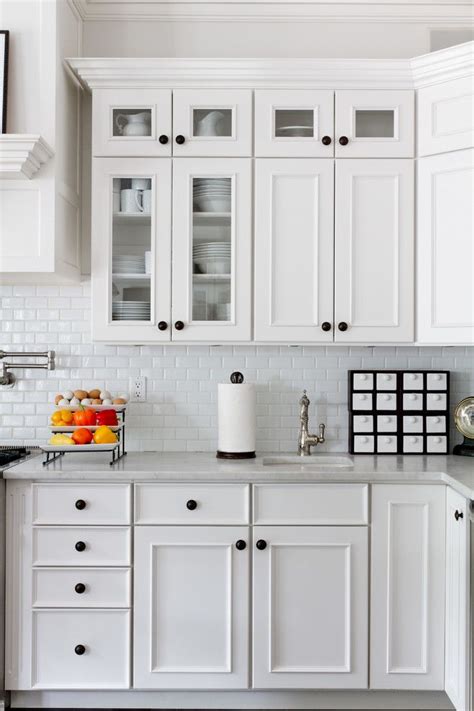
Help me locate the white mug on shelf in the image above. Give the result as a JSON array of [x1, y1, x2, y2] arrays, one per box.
[[120, 188, 143, 214], [142, 190, 152, 213], [131, 178, 151, 191]]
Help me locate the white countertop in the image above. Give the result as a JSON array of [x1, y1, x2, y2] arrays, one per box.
[[4, 452, 474, 500]]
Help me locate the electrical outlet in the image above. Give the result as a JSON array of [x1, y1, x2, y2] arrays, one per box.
[[130, 376, 147, 402]]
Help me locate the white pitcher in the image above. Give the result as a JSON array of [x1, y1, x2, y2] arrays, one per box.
[[195, 110, 226, 137], [115, 111, 151, 137]]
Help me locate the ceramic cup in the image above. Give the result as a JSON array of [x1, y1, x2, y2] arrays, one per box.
[[131, 178, 151, 191], [142, 189, 152, 213], [120, 188, 143, 213]]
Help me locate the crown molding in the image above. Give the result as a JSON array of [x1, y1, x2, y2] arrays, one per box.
[[411, 40, 474, 88], [70, 0, 474, 24], [0, 135, 54, 180]]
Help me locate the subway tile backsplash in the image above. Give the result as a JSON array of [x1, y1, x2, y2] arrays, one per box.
[[1, 282, 472, 452]]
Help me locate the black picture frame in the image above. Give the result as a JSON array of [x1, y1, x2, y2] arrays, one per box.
[[0, 31, 9, 134]]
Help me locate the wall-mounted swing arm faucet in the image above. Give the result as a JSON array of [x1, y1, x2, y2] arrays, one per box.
[[0, 350, 55, 387], [298, 390, 326, 456]]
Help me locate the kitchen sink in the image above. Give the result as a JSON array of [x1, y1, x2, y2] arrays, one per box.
[[262, 455, 354, 468]]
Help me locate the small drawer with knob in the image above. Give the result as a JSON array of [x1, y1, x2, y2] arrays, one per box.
[[376, 392, 397, 411], [377, 415, 397, 432], [377, 435, 397, 453], [32, 527, 131, 567], [426, 415, 446, 433], [403, 372, 424, 390], [352, 393, 373, 411], [32, 609, 130, 688], [376, 373, 396, 391], [353, 415, 373, 433], [427, 435, 447, 454], [403, 435, 424, 453], [403, 392, 423, 410], [32, 483, 131, 525], [353, 372, 374, 390], [32, 568, 131, 608], [403, 415, 423, 433], [353, 435, 374, 453], [134, 483, 249, 525], [426, 392, 447, 411], [426, 372, 447, 390]]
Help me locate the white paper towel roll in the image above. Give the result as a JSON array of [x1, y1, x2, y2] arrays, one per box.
[[218, 382, 256, 455]]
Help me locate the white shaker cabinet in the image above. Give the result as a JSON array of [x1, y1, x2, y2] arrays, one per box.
[[254, 159, 334, 342], [417, 149, 474, 344], [335, 159, 414, 342], [417, 76, 474, 157], [445, 488, 471, 711], [370, 485, 446, 690], [134, 526, 249, 689], [253, 526, 368, 689]]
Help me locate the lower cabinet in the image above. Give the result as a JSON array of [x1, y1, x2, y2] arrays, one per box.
[[133, 525, 249, 689], [252, 526, 368, 689]]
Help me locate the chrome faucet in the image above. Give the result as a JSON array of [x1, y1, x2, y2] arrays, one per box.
[[298, 390, 326, 456]]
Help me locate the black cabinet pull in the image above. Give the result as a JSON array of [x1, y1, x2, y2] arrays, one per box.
[[235, 540, 246, 550], [256, 539, 267, 550], [75, 499, 86, 510], [157, 321, 168, 331], [174, 320, 185, 331], [321, 136, 332, 145], [74, 644, 86, 656], [338, 321, 348, 332], [339, 136, 349, 146], [159, 134, 169, 144], [75, 583, 86, 594], [321, 321, 331, 332], [454, 510, 464, 521], [186, 499, 198, 511], [175, 135, 185, 145], [75, 541, 86, 552]]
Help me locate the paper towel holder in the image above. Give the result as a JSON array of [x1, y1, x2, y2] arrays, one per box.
[[216, 372, 256, 460]]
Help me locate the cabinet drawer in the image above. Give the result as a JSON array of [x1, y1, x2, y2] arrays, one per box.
[[32, 527, 131, 567], [32, 609, 130, 689], [32, 483, 131, 525], [253, 484, 368, 525], [32, 568, 131, 608], [135, 483, 249, 524]]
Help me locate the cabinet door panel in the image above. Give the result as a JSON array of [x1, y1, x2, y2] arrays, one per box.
[[134, 526, 249, 689], [371, 485, 445, 690], [335, 159, 414, 342], [417, 149, 474, 344], [253, 526, 368, 689], [418, 77, 474, 156], [255, 159, 334, 342]]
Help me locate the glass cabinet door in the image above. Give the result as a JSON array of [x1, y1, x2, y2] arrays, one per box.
[[255, 90, 334, 157], [172, 90, 252, 157], [93, 89, 172, 157], [335, 90, 414, 158], [172, 158, 251, 341], [92, 158, 171, 342]]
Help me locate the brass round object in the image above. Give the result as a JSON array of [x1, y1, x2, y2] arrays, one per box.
[[454, 396, 474, 440]]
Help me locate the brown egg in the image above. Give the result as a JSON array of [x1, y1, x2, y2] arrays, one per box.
[[54, 394, 63, 405], [88, 389, 101, 399], [113, 398, 126, 405], [73, 389, 88, 401], [91, 398, 102, 405]]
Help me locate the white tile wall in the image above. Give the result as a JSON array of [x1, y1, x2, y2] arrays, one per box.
[[1, 282, 473, 452]]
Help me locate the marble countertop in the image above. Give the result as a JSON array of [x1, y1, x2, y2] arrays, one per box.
[[4, 451, 474, 500]]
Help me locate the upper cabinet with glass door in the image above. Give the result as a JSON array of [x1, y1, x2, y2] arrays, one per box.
[[255, 90, 334, 157], [93, 89, 172, 157], [173, 89, 252, 156], [335, 90, 414, 157]]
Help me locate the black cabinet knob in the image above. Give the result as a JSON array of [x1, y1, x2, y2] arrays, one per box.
[[321, 136, 332, 145], [75, 541, 86, 552], [338, 321, 348, 332], [174, 320, 185, 331], [75, 583, 86, 594], [74, 644, 86, 656], [321, 321, 332, 332], [157, 321, 168, 331], [159, 134, 169, 145], [256, 539, 267, 550], [454, 510, 464, 521], [235, 540, 247, 550], [75, 499, 86, 510], [175, 135, 185, 145], [339, 136, 349, 146], [186, 499, 198, 511]]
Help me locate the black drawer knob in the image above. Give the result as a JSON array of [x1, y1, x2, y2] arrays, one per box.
[[175, 135, 185, 145], [256, 539, 267, 550], [321, 136, 332, 145], [186, 499, 198, 511], [235, 539, 246, 550], [75, 499, 86, 510], [74, 644, 86, 656], [75, 541, 86, 552], [339, 136, 349, 146], [157, 321, 168, 331], [174, 320, 185, 331], [338, 321, 348, 332], [321, 321, 331, 332], [75, 583, 86, 594], [159, 134, 169, 145], [454, 510, 464, 521]]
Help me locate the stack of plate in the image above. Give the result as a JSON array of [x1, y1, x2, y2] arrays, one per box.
[[193, 178, 231, 213], [193, 242, 231, 275], [112, 301, 151, 321], [112, 255, 146, 274]]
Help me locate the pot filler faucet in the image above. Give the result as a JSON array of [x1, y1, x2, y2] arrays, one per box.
[[298, 390, 326, 456]]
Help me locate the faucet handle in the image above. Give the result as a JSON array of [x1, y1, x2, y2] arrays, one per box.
[[318, 423, 326, 443], [300, 390, 310, 406]]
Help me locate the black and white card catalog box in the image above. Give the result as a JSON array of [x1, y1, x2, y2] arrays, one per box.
[[348, 370, 449, 455]]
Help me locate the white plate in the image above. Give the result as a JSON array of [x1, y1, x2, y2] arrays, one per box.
[[42, 443, 119, 452]]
